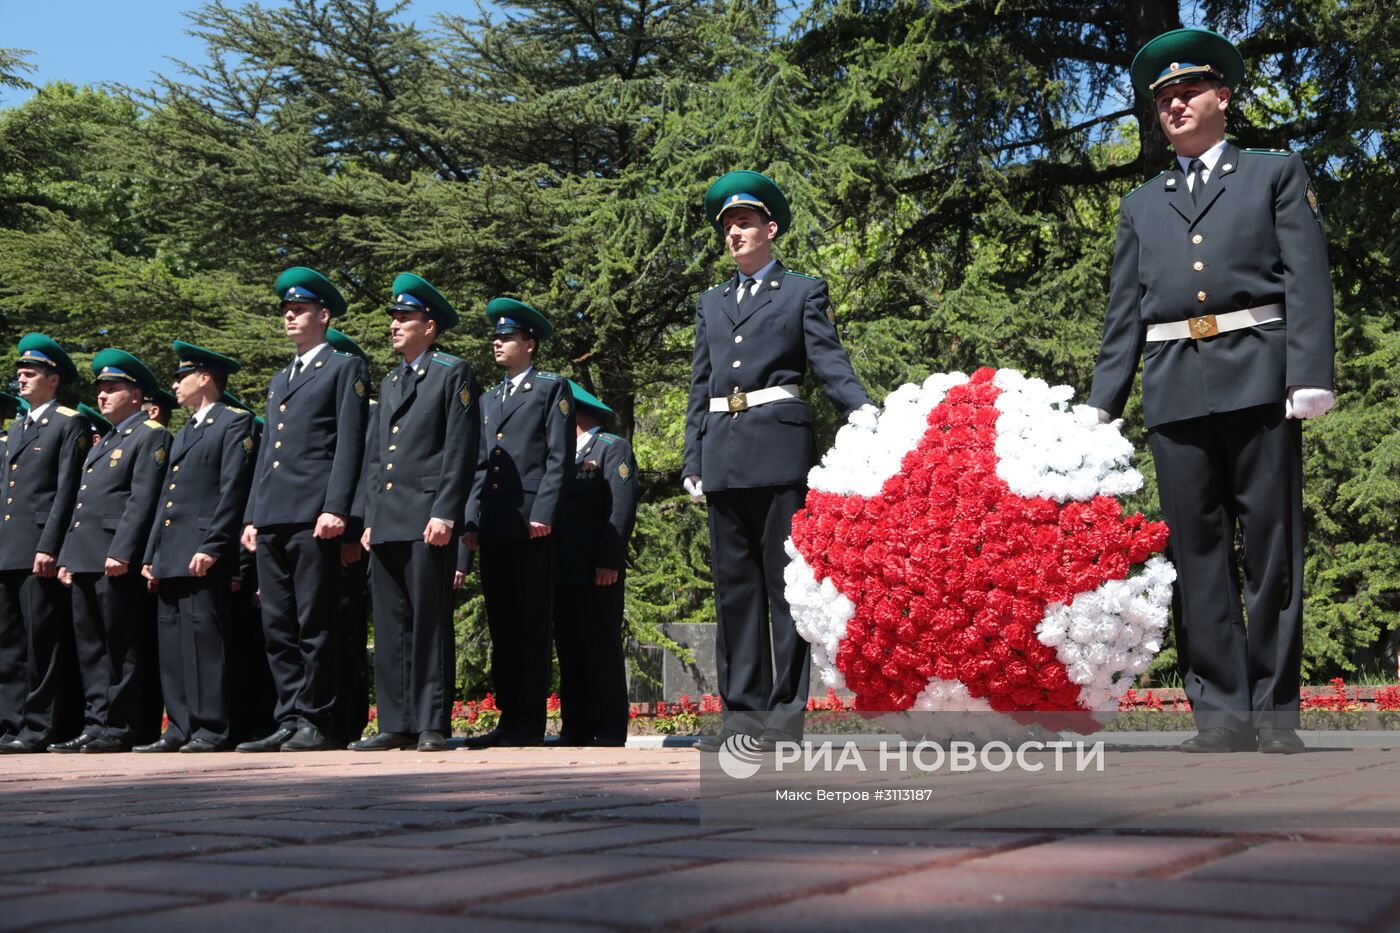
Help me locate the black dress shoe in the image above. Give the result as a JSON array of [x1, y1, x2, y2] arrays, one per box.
[[81, 735, 132, 753], [1257, 727, 1306, 754], [1180, 727, 1257, 753], [417, 731, 447, 751], [546, 733, 589, 747], [281, 725, 332, 751], [236, 727, 297, 753], [588, 736, 627, 748], [696, 731, 758, 753], [757, 729, 803, 752], [348, 732, 414, 751], [460, 728, 506, 749], [0, 738, 46, 754], [179, 738, 225, 753], [134, 737, 185, 753], [460, 728, 539, 749], [48, 731, 101, 754]]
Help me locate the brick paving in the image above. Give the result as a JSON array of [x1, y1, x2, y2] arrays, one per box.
[[0, 745, 1398, 930]]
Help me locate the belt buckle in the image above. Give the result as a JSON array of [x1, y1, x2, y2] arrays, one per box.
[[727, 389, 749, 413], [1188, 314, 1219, 339]]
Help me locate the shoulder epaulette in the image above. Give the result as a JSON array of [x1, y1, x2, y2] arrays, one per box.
[[144, 419, 163, 430], [785, 271, 821, 282], [53, 406, 77, 418], [431, 350, 463, 363], [1243, 148, 1292, 156], [533, 371, 561, 382], [705, 279, 732, 295], [1125, 172, 1165, 199], [596, 433, 618, 446], [331, 350, 355, 359]]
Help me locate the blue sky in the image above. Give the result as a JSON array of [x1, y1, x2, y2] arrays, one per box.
[[1, 0, 484, 108]]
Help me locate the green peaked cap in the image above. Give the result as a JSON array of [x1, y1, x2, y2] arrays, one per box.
[[486, 297, 553, 341], [148, 387, 178, 416], [91, 348, 161, 395], [566, 379, 613, 418], [326, 327, 369, 361], [704, 170, 792, 237], [16, 333, 79, 383], [172, 340, 241, 377], [274, 266, 347, 318], [390, 273, 460, 330], [220, 390, 256, 415], [77, 402, 111, 433], [0, 391, 25, 419], [1131, 28, 1244, 98]]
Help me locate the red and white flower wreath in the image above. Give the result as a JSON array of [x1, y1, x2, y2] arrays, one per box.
[[785, 368, 1174, 723]]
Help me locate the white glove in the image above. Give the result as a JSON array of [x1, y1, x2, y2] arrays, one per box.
[[1285, 386, 1335, 420], [847, 404, 880, 431], [682, 475, 704, 501]]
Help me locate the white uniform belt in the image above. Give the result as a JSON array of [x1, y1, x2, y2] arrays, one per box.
[[1145, 303, 1283, 342], [709, 384, 800, 413]]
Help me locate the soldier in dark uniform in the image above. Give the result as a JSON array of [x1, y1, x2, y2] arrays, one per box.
[[0, 335, 88, 753], [0, 392, 24, 426], [134, 386, 175, 740], [552, 380, 638, 747], [142, 388, 177, 427], [461, 298, 575, 748], [76, 404, 111, 442], [137, 343, 254, 752], [1089, 29, 1335, 754], [0, 392, 23, 740], [237, 267, 369, 752], [325, 327, 373, 747], [684, 172, 877, 751], [350, 275, 480, 752], [220, 391, 277, 743], [53, 350, 171, 752]]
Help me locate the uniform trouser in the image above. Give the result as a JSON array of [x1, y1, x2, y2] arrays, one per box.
[[479, 535, 556, 741], [0, 573, 26, 737], [370, 540, 456, 735], [70, 571, 150, 742], [706, 485, 810, 739], [1148, 403, 1305, 733], [0, 570, 79, 743], [227, 568, 277, 743], [156, 573, 231, 746], [254, 524, 339, 731], [555, 579, 629, 743], [330, 554, 370, 745]]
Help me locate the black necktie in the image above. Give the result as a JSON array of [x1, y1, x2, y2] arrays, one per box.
[[737, 277, 755, 310], [291, 359, 304, 385], [1189, 159, 1206, 205], [20, 417, 33, 441]]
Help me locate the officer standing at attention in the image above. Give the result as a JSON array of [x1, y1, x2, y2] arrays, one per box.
[[684, 172, 877, 751], [350, 275, 480, 752], [138, 342, 254, 752], [462, 298, 574, 748], [1089, 29, 1335, 754], [76, 404, 111, 443], [0, 335, 88, 753], [142, 388, 177, 428], [53, 350, 171, 753], [326, 327, 373, 748], [552, 380, 638, 747], [220, 391, 277, 744], [238, 267, 369, 752]]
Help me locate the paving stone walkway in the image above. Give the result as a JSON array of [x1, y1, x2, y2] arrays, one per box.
[[2, 744, 1399, 931]]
